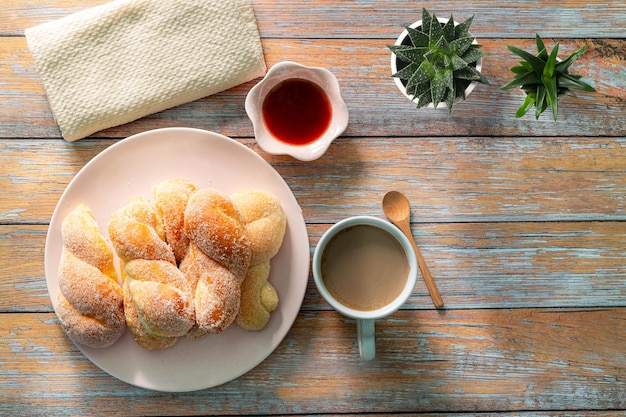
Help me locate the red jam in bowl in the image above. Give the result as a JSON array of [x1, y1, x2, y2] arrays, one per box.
[[262, 78, 332, 146]]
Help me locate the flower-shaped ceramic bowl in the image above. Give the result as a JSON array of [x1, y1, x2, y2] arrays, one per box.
[[245, 61, 349, 161]]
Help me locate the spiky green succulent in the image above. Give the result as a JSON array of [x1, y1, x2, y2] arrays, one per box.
[[389, 8, 488, 113], [501, 34, 596, 121]]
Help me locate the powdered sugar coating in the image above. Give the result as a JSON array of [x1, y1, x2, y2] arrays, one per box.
[[107, 197, 191, 350], [230, 190, 286, 331], [122, 275, 178, 351], [125, 259, 194, 338], [236, 260, 278, 331], [153, 179, 197, 264], [230, 190, 286, 266], [184, 188, 252, 280], [108, 196, 176, 265], [179, 243, 241, 334], [57, 204, 125, 348], [62, 203, 117, 280], [58, 183, 285, 350]]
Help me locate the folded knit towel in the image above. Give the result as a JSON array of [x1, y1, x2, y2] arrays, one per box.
[[26, 0, 266, 142]]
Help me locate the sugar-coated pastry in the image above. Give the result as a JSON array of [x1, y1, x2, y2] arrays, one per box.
[[184, 188, 252, 279], [152, 179, 197, 264], [179, 243, 241, 335], [182, 188, 252, 335], [108, 197, 183, 349], [123, 259, 195, 350], [56, 204, 125, 348], [230, 190, 286, 330], [236, 260, 278, 331], [230, 190, 286, 266], [107, 196, 176, 267], [55, 182, 289, 351]]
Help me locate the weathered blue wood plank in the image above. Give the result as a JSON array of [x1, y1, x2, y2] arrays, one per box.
[[2, 0, 625, 38], [1, 310, 624, 414], [2, 136, 624, 224], [3, 221, 624, 312]]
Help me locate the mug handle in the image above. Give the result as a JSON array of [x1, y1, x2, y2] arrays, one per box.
[[357, 319, 375, 360]]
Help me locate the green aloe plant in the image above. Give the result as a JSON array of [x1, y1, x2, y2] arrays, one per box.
[[501, 34, 596, 121], [389, 8, 488, 113]]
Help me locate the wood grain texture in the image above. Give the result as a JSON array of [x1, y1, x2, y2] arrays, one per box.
[[1, 37, 624, 139], [1, 136, 624, 224], [1, 0, 624, 415], [2, 221, 624, 313], [1, 310, 624, 415], [2, 0, 626, 38]]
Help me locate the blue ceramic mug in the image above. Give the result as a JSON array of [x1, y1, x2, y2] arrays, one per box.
[[312, 216, 418, 360]]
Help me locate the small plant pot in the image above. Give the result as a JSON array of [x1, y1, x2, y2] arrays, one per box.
[[390, 17, 483, 109]]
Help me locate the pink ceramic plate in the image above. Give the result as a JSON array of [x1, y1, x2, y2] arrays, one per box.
[[44, 128, 310, 392]]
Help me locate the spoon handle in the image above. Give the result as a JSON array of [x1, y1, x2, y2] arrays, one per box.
[[396, 221, 444, 308]]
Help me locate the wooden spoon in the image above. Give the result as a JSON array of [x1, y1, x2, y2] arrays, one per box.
[[382, 191, 444, 308]]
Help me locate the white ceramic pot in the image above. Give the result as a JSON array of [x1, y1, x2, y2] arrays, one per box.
[[390, 17, 483, 109]]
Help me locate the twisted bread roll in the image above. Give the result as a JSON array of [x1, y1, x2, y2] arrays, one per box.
[[182, 188, 252, 335], [185, 188, 252, 279], [230, 190, 286, 331], [108, 197, 192, 350], [56, 204, 125, 348], [123, 259, 195, 350], [230, 190, 287, 266], [179, 243, 241, 336], [107, 196, 176, 267], [152, 179, 197, 264], [236, 260, 279, 331]]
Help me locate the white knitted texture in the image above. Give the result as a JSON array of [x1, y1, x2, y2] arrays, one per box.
[[25, 0, 266, 142]]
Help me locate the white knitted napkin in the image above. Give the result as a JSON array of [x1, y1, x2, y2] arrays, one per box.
[[26, 0, 266, 142]]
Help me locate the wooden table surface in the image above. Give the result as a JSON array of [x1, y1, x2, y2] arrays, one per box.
[[1, 0, 625, 415]]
